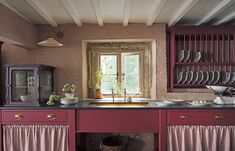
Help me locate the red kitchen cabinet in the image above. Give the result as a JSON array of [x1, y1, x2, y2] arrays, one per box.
[[167, 109, 235, 125], [77, 109, 159, 132], [1, 110, 75, 151]]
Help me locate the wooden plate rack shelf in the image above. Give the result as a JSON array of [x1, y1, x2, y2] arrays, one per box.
[[169, 26, 235, 89]]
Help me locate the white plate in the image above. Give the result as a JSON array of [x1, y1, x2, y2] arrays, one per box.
[[184, 50, 191, 62], [223, 72, 231, 84], [197, 71, 204, 84], [188, 102, 210, 106], [192, 71, 199, 84], [162, 100, 175, 105], [186, 71, 194, 84], [202, 71, 209, 84], [164, 99, 184, 104], [178, 50, 185, 62], [207, 71, 215, 84], [194, 51, 201, 62], [155, 101, 169, 106], [181, 72, 188, 84], [213, 71, 220, 84], [229, 72, 235, 84], [177, 72, 184, 84]]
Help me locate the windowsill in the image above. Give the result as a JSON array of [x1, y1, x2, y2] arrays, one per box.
[[83, 98, 153, 101]]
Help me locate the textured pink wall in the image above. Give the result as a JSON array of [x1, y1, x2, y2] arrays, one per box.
[[0, 4, 37, 49], [2, 23, 214, 100]]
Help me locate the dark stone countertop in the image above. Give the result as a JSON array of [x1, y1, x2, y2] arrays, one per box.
[[1, 100, 235, 110]]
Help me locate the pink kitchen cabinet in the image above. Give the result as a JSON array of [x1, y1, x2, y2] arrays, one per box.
[[1, 110, 76, 151], [167, 109, 235, 125], [76, 109, 168, 151]]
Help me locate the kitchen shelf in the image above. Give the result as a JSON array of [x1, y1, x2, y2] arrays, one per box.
[[169, 26, 235, 89]]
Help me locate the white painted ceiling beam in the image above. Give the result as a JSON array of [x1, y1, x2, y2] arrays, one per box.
[[146, 0, 167, 26], [196, 0, 231, 25], [168, 0, 200, 26], [214, 11, 235, 25], [25, 0, 57, 27], [91, 0, 103, 26], [0, 0, 32, 22], [60, 0, 82, 26], [123, 0, 132, 26]]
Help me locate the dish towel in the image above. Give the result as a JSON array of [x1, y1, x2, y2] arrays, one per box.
[[168, 125, 235, 151], [3, 125, 69, 151]]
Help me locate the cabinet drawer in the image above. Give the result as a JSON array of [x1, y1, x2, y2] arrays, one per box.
[[77, 110, 159, 132], [167, 110, 235, 125], [2, 110, 68, 124]]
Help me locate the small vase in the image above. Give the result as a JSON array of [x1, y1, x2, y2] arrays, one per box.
[[64, 93, 75, 98], [94, 89, 103, 99]]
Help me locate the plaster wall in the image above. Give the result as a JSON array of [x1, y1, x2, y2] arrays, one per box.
[[1, 23, 214, 100]]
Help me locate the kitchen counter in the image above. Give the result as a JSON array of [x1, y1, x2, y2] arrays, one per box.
[[1, 100, 235, 109]]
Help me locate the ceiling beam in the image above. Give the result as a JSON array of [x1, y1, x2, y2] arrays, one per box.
[[123, 0, 132, 26], [0, 0, 32, 22], [60, 0, 82, 26], [25, 0, 57, 27], [214, 11, 235, 25], [146, 0, 167, 26], [196, 0, 231, 25], [91, 0, 103, 26], [168, 0, 200, 26]]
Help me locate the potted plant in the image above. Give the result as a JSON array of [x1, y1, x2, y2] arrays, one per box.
[[94, 70, 104, 99], [62, 82, 77, 98]]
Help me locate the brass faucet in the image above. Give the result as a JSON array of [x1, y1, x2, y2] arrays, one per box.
[[111, 89, 115, 102], [124, 89, 127, 102]]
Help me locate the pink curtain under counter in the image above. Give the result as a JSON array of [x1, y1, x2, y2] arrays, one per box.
[[168, 125, 235, 151], [3, 125, 69, 151]]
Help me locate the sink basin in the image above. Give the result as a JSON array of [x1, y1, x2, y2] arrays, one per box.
[[87, 102, 150, 107]]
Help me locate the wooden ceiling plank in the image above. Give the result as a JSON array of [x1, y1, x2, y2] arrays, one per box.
[[91, 0, 103, 26], [146, 0, 167, 26], [123, 0, 132, 26], [25, 0, 57, 27], [168, 0, 200, 26], [0, 0, 32, 22], [214, 11, 235, 25], [196, 0, 231, 25], [60, 0, 82, 26]]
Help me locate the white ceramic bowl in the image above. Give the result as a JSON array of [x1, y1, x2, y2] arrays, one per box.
[[61, 97, 78, 105], [206, 85, 231, 93], [20, 95, 33, 102]]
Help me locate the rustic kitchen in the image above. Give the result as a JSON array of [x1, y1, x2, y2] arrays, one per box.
[[1, 0, 235, 151]]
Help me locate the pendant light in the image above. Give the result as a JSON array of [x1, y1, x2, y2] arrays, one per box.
[[38, 29, 64, 47]]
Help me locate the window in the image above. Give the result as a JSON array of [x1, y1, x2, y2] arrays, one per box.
[[87, 42, 152, 98], [99, 52, 143, 96]]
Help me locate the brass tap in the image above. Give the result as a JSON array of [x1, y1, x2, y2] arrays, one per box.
[[111, 89, 115, 102], [124, 89, 127, 102]]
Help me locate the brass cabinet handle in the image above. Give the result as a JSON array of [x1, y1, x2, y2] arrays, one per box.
[[180, 115, 190, 119], [214, 115, 224, 120], [47, 114, 56, 120], [14, 114, 23, 120]]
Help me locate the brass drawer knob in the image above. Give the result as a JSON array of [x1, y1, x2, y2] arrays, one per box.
[[214, 115, 224, 120], [14, 114, 23, 120], [47, 114, 56, 120], [180, 115, 190, 119]]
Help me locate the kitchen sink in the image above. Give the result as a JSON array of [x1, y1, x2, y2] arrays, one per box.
[[87, 101, 150, 107]]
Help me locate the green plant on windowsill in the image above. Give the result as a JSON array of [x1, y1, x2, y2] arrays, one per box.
[[62, 82, 77, 98], [93, 70, 104, 99]]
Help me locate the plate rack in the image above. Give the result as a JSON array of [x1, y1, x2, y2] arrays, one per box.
[[169, 26, 235, 89]]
